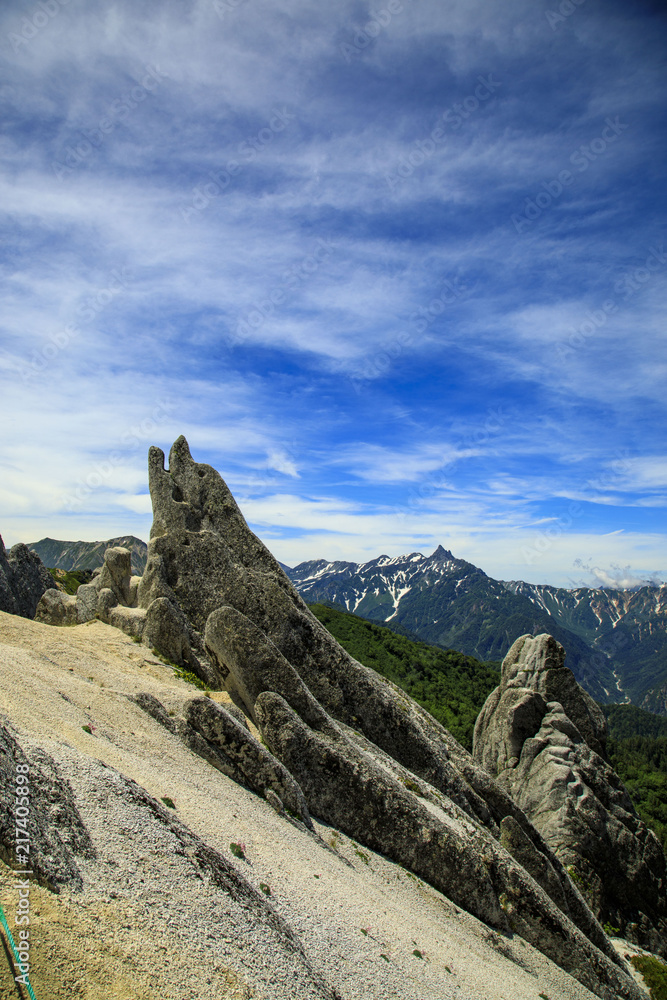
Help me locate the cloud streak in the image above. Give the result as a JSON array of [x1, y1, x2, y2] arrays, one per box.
[[1, 0, 665, 589]]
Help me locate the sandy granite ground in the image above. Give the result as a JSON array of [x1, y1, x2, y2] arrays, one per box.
[[0, 611, 648, 1000]]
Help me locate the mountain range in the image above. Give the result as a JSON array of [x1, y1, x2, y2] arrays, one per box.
[[22, 534, 667, 714], [28, 535, 147, 575], [285, 546, 667, 712]]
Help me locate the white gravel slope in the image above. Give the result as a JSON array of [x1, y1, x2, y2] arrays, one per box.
[[0, 611, 621, 1000]]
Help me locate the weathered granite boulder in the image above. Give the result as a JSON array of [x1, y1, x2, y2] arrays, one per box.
[[75, 581, 100, 623], [134, 691, 248, 786], [96, 546, 132, 605], [34, 587, 78, 625], [133, 692, 312, 827], [473, 633, 667, 955], [0, 535, 54, 618], [36, 545, 138, 628], [143, 597, 220, 687], [185, 697, 312, 827]]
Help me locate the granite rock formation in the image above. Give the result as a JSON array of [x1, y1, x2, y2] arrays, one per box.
[[133, 690, 313, 828], [473, 632, 667, 955], [0, 535, 53, 618], [26, 437, 653, 999], [206, 604, 644, 1000], [35, 539, 217, 685]]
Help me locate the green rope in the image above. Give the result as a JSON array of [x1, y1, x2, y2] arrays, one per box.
[[0, 901, 37, 1000]]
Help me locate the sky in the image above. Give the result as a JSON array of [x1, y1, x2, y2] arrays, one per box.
[[1, 0, 666, 589]]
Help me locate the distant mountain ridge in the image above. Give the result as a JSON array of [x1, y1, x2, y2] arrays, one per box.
[[23, 535, 667, 713], [503, 580, 667, 712], [28, 536, 147, 575], [287, 546, 667, 712]]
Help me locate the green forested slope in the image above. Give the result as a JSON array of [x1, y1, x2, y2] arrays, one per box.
[[603, 704, 667, 850], [309, 602, 499, 749]]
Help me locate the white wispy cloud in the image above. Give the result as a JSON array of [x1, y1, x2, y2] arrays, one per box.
[[1, 0, 665, 589]]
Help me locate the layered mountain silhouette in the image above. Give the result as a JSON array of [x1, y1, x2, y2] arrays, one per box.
[[28, 535, 147, 575], [287, 548, 667, 712]]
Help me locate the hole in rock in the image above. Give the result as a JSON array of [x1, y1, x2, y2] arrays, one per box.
[[172, 485, 184, 502]]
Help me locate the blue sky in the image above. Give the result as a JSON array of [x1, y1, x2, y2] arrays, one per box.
[[1, 0, 666, 588]]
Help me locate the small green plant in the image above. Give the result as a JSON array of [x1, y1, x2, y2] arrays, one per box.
[[567, 865, 592, 893], [151, 648, 182, 669], [82, 725, 93, 735], [630, 955, 667, 1000], [354, 848, 370, 864], [360, 928, 369, 936], [173, 666, 208, 690], [380, 953, 390, 963], [131, 635, 142, 643], [412, 949, 424, 959], [259, 883, 271, 896], [445, 965, 452, 973], [230, 841, 246, 860], [603, 922, 620, 936], [161, 796, 176, 809], [539, 993, 550, 1000]]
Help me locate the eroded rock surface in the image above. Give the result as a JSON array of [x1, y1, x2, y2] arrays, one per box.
[[473, 632, 667, 955], [0, 536, 53, 619], [0, 722, 95, 890]]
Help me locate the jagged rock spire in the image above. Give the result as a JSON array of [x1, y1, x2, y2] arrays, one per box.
[[474, 633, 667, 955]]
